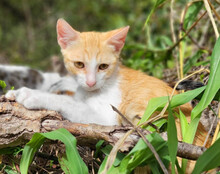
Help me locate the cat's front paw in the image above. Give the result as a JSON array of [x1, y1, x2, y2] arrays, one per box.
[[5, 87, 42, 109]]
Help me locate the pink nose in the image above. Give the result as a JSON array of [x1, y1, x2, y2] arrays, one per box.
[[86, 81, 96, 87]]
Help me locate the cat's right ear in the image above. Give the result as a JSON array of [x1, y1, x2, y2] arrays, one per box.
[[57, 19, 80, 49], [107, 26, 129, 53]]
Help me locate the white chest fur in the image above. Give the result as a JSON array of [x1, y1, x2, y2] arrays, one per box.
[[74, 77, 121, 126]]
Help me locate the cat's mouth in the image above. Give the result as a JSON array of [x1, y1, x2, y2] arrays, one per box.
[[82, 85, 100, 92]]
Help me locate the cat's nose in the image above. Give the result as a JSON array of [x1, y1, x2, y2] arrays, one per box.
[[86, 81, 96, 87]]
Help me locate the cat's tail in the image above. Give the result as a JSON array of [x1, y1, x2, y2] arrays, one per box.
[[0, 65, 44, 94]]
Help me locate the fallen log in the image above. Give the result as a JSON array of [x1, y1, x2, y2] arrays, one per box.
[[0, 95, 206, 160]]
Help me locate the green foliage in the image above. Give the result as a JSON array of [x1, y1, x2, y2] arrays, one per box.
[[143, 0, 167, 28], [0, 80, 7, 93], [20, 128, 88, 174], [183, 1, 203, 30], [98, 132, 169, 174], [0, 146, 23, 156], [183, 50, 204, 74], [138, 86, 206, 125], [137, 37, 220, 172], [167, 105, 178, 174], [178, 110, 188, 138], [1, 0, 220, 173], [184, 37, 220, 145], [191, 37, 220, 119], [101, 145, 126, 167], [20, 134, 45, 174], [0, 80, 14, 93], [0, 164, 18, 174], [94, 140, 105, 158], [119, 133, 169, 173]]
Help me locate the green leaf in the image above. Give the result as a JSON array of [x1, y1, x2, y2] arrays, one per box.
[[192, 138, 220, 174], [138, 86, 206, 124], [98, 156, 108, 174], [167, 105, 178, 174], [178, 110, 189, 139], [183, 50, 204, 74], [42, 128, 88, 174], [20, 134, 45, 174], [0, 147, 22, 155], [183, 116, 200, 143], [149, 161, 161, 174], [94, 140, 105, 158], [98, 156, 122, 174], [183, 1, 203, 30], [58, 154, 71, 174], [143, 0, 167, 27], [119, 133, 169, 173], [20, 128, 88, 174], [195, 88, 220, 101], [0, 164, 19, 174], [192, 37, 220, 119], [0, 80, 6, 90], [146, 118, 167, 132], [101, 145, 125, 166]]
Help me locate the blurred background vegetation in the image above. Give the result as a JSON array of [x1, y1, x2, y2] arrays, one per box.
[[0, 0, 219, 78]]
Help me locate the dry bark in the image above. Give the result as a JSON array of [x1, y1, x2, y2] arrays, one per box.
[[0, 95, 206, 160]]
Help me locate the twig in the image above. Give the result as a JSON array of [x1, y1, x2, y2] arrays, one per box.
[[182, 28, 212, 53], [168, 11, 207, 51], [101, 129, 133, 174], [203, 0, 220, 39], [215, 0, 220, 5], [111, 105, 169, 174], [92, 151, 95, 174], [199, 19, 211, 46], [207, 0, 220, 20], [170, 0, 181, 79], [177, 141, 206, 160], [170, 0, 177, 43], [178, 31, 184, 80], [32, 164, 51, 174]]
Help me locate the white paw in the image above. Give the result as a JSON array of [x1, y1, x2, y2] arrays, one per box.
[[5, 87, 42, 109], [5, 90, 16, 100], [23, 96, 41, 109]]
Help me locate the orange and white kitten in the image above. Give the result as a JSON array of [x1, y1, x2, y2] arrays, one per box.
[[5, 18, 209, 173], [6, 19, 207, 143]]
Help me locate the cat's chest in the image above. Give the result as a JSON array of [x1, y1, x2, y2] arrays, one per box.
[[75, 81, 121, 125]]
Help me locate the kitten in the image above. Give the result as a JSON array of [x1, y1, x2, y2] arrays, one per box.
[[5, 19, 208, 172], [5, 18, 203, 127]]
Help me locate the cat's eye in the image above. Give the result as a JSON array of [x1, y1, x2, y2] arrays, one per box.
[[74, 61, 84, 69], [99, 64, 109, 70]]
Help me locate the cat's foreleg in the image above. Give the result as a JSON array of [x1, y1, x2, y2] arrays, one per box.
[[5, 87, 107, 125], [5, 87, 60, 110]]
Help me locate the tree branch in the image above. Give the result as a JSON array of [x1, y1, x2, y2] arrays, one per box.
[[0, 96, 206, 160]]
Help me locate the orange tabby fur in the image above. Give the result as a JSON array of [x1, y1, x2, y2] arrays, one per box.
[[56, 19, 210, 173]]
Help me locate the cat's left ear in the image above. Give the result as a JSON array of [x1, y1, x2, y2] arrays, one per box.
[[107, 26, 130, 52]]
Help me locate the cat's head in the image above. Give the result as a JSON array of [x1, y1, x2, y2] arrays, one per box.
[[56, 18, 129, 91]]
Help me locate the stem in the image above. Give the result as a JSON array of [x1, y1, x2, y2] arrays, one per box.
[[203, 0, 220, 39]]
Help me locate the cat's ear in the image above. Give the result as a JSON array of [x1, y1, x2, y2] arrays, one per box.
[[57, 18, 80, 49], [107, 26, 130, 52]]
